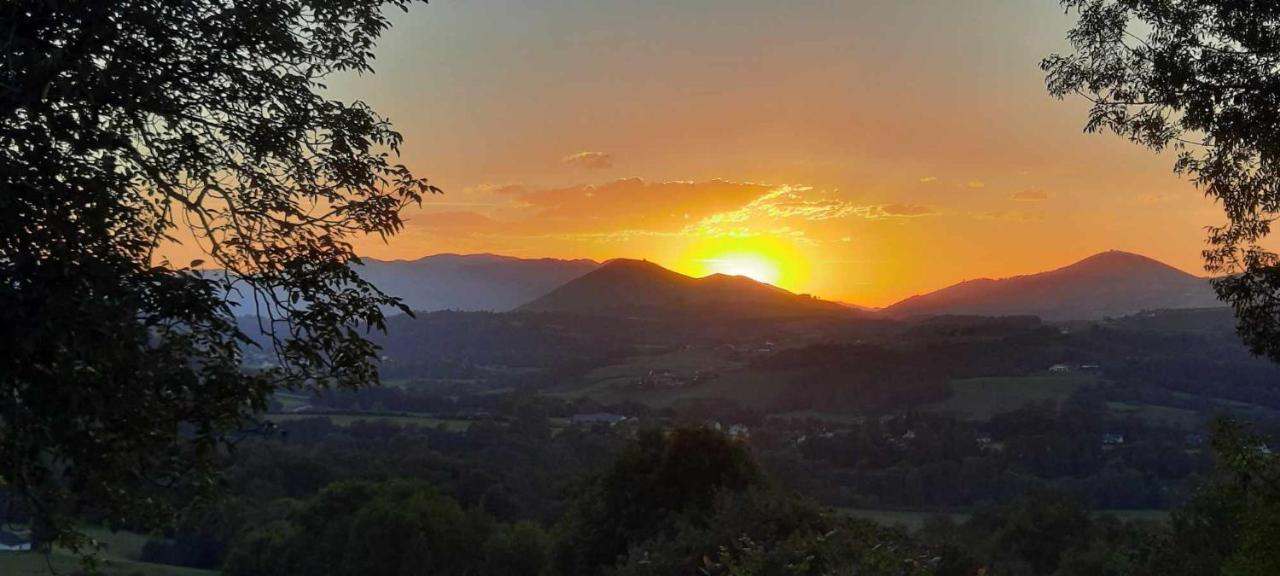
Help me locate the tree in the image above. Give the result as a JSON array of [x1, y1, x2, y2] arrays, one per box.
[[1043, 0, 1280, 362], [554, 427, 764, 575], [222, 480, 539, 576], [0, 0, 434, 550]]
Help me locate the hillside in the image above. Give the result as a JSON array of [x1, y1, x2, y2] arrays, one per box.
[[884, 251, 1224, 321], [518, 258, 850, 318], [354, 253, 599, 312]]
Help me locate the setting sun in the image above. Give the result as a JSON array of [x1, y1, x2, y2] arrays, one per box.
[[704, 253, 781, 285], [674, 235, 811, 292]]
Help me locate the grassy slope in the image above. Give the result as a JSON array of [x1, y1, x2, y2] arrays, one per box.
[[840, 508, 1170, 532], [0, 527, 217, 576], [551, 348, 796, 409], [265, 413, 473, 431], [924, 374, 1098, 420]]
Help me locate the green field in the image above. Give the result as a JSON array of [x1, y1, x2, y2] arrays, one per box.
[[841, 508, 1170, 531], [558, 366, 795, 411], [1106, 402, 1202, 429], [924, 374, 1098, 420], [0, 527, 218, 576], [579, 348, 742, 387], [770, 410, 867, 425], [839, 508, 969, 530], [265, 413, 473, 431], [552, 347, 799, 409], [272, 392, 311, 411], [1103, 509, 1172, 523]]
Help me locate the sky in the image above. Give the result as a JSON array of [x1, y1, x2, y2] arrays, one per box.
[[320, 0, 1226, 307]]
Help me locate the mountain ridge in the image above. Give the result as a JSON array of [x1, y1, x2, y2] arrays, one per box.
[[518, 258, 852, 318], [353, 253, 600, 312], [884, 250, 1224, 321]]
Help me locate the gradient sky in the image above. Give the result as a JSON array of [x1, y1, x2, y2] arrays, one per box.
[[318, 0, 1230, 307]]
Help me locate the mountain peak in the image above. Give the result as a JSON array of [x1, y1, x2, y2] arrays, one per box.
[[885, 250, 1221, 321], [1060, 250, 1194, 276], [519, 259, 847, 318], [599, 258, 667, 271], [350, 254, 600, 312]]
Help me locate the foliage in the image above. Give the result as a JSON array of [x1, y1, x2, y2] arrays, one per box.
[[0, 0, 431, 548], [614, 489, 935, 576], [1045, 0, 1280, 361], [222, 479, 549, 576], [554, 427, 764, 575]]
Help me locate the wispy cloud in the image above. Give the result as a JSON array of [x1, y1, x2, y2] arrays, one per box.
[[561, 151, 614, 169], [863, 204, 939, 218], [1010, 189, 1051, 201], [408, 178, 938, 247], [973, 209, 1041, 222], [965, 180, 986, 189], [1135, 192, 1180, 204]]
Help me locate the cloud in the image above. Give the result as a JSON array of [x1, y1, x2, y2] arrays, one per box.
[[745, 187, 861, 221], [406, 178, 937, 247], [466, 183, 528, 195], [973, 210, 1041, 222], [866, 204, 939, 218], [683, 186, 938, 237], [561, 151, 614, 169], [965, 180, 986, 189], [1011, 189, 1051, 201], [1135, 192, 1179, 204], [403, 210, 506, 233], [511, 178, 772, 230], [919, 176, 938, 183]]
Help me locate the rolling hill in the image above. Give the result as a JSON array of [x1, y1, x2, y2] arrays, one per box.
[[353, 253, 599, 312], [884, 250, 1224, 321], [518, 258, 851, 318]]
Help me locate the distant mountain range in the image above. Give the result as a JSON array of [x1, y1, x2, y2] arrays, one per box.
[[354, 253, 599, 312], [518, 258, 851, 319], [350, 250, 1226, 322], [883, 251, 1224, 321]]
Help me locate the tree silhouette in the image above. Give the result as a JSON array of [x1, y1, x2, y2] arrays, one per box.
[[0, 0, 433, 549], [1044, 0, 1280, 362]]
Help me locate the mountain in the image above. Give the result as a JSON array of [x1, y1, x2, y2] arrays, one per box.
[[354, 253, 600, 312], [518, 258, 850, 318], [884, 251, 1224, 321]]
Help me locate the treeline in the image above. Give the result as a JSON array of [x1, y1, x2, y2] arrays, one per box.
[[215, 428, 933, 576], [131, 419, 1280, 575], [758, 398, 1205, 510]]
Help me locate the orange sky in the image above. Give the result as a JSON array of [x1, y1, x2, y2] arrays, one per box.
[[174, 1, 1239, 307]]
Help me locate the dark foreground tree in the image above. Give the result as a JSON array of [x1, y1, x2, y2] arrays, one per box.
[[223, 480, 550, 576], [1044, 0, 1280, 362], [0, 0, 433, 551]]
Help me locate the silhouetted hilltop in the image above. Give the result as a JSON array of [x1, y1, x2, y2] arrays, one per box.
[[354, 253, 599, 312], [518, 258, 849, 318], [884, 250, 1223, 321]]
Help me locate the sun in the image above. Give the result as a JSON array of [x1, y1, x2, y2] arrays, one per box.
[[704, 252, 782, 285], [675, 236, 810, 292]]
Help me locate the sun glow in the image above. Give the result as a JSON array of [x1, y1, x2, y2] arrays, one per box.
[[676, 236, 810, 291], [705, 253, 781, 285]]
